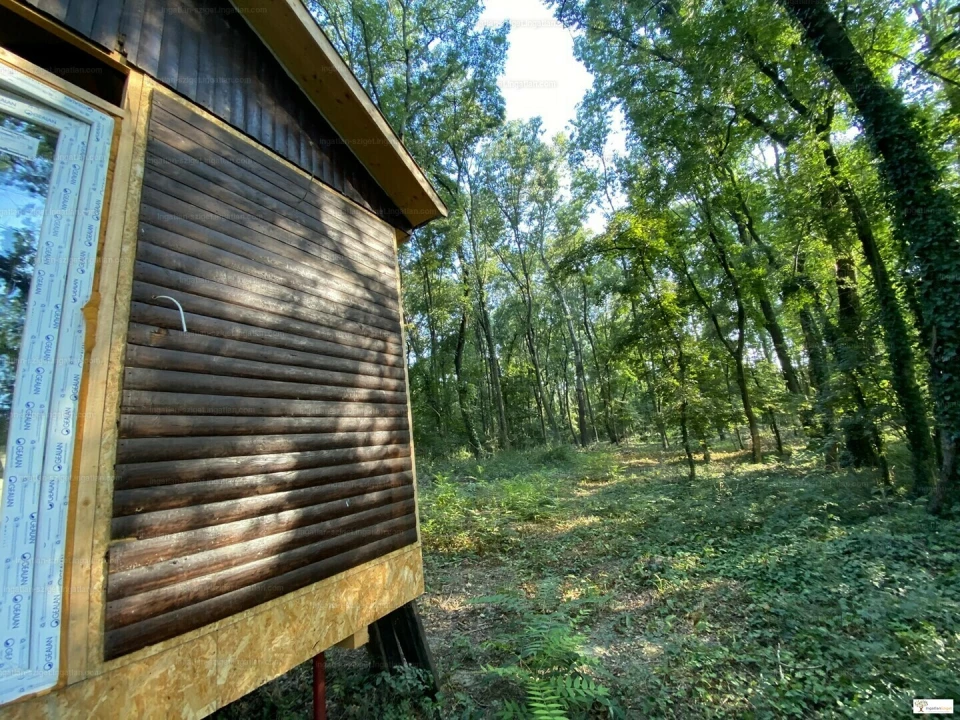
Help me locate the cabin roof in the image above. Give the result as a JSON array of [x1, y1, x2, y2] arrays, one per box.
[[231, 0, 448, 230]]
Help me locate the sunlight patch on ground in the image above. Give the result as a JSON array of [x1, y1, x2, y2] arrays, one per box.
[[550, 515, 602, 532]]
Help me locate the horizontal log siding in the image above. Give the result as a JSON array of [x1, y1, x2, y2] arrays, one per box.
[[22, 0, 409, 229], [104, 99, 417, 659]]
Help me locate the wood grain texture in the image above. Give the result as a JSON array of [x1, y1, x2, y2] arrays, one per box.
[[21, 0, 410, 229], [107, 503, 416, 599], [104, 98, 416, 658], [103, 529, 418, 659], [112, 457, 413, 513]]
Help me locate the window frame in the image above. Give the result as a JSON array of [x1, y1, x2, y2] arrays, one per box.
[[0, 55, 115, 704]]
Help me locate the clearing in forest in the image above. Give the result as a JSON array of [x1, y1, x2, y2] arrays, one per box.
[[217, 443, 960, 719]]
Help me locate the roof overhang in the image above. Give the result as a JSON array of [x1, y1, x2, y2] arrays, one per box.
[[230, 0, 448, 230]]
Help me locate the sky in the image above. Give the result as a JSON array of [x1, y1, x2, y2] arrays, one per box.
[[477, 0, 626, 229], [478, 0, 594, 140]]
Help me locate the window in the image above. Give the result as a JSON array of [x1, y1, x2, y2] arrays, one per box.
[[0, 58, 113, 703]]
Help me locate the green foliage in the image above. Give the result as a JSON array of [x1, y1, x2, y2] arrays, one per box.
[[328, 666, 442, 720], [423, 444, 960, 718], [419, 448, 599, 555], [215, 444, 960, 718], [315, 0, 960, 505], [476, 604, 622, 719]]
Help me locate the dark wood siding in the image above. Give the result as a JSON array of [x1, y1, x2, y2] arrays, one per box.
[[104, 94, 417, 660], [20, 0, 409, 230]]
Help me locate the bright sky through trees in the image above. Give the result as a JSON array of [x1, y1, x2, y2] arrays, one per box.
[[478, 0, 591, 138], [478, 0, 625, 230]]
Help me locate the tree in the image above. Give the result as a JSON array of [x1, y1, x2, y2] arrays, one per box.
[[778, 0, 960, 509]]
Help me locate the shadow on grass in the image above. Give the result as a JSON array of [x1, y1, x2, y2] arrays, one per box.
[[216, 441, 960, 719]]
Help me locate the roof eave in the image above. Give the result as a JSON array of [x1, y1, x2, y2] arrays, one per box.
[[230, 0, 448, 229]]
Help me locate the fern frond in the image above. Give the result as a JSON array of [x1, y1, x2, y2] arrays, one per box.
[[526, 679, 569, 720]]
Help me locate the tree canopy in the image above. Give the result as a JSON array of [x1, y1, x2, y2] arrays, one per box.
[[310, 0, 960, 512]]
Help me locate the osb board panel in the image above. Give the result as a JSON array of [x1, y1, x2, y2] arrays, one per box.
[[0, 544, 423, 719]]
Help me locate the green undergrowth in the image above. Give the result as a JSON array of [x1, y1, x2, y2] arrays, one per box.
[[215, 442, 960, 719]]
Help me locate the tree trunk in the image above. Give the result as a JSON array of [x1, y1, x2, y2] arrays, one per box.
[[581, 281, 619, 443], [472, 317, 491, 443], [417, 251, 445, 436], [678, 348, 697, 481], [560, 353, 579, 444], [454, 249, 483, 458], [542, 249, 590, 445], [476, 281, 509, 450], [779, 0, 960, 510], [818, 128, 937, 491], [454, 310, 482, 458], [640, 350, 669, 450], [729, 209, 802, 396], [768, 411, 784, 456], [735, 348, 763, 462], [798, 304, 837, 461], [757, 293, 801, 395], [697, 227, 764, 462]]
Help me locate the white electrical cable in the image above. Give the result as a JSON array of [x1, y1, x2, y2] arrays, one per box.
[[152, 295, 188, 332]]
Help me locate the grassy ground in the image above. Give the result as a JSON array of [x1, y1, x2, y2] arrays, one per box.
[[215, 442, 960, 719]]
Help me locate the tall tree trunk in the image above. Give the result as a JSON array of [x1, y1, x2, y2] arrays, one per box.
[[524, 320, 557, 443], [833, 255, 884, 470], [798, 303, 837, 461], [454, 249, 483, 458], [678, 344, 696, 480], [526, 331, 549, 443], [690, 227, 764, 462], [476, 280, 509, 450], [418, 252, 445, 436], [581, 280, 618, 443], [541, 248, 590, 445], [521, 291, 560, 443], [560, 351, 579, 444], [728, 208, 802, 396], [810, 164, 888, 471], [779, 0, 960, 510], [454, 310, 482, 458], [817, 126, 937, 491], [768, 410, 784, 456], [472, 318, 491, 443], [584, 377, 600, 444], [719, 362, 743, 451], [734, 340, 763, 463], [644, 356, 670, 450], [458, 155, 509, 451]]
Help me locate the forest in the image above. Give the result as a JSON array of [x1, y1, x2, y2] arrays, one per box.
[[304, 0, 960, 513], [214, 0, 960, 717]]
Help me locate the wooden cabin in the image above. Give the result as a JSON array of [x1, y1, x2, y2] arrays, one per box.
[[0, 0, 445, 714]]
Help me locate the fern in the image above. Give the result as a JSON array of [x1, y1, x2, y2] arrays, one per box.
[[478, 604, 624, 719], [525, 680, 568, 720]]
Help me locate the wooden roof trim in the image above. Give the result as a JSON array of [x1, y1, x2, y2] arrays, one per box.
[[229, 0, 448, 229]]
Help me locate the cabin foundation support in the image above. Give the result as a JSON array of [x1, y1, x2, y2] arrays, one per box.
[[368, 601, 439, 695], [312, 653, 327, 720]]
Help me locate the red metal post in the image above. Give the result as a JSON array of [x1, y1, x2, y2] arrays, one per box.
[[313, 652, 327, 720]]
